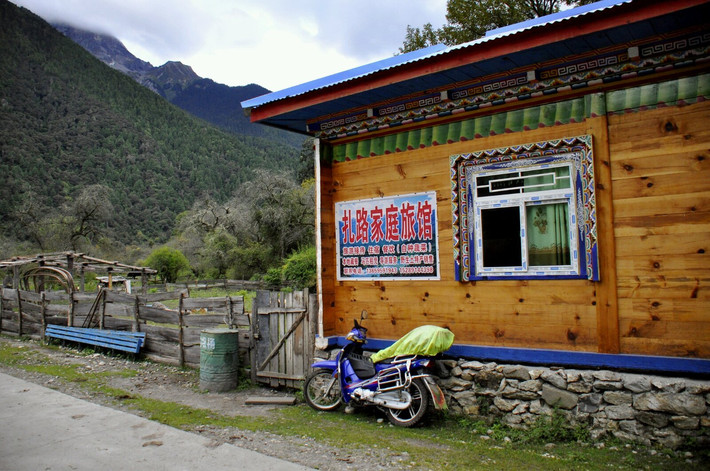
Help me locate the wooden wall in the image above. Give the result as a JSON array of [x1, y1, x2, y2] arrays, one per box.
[[320, 119, 607, 353], [609, 100, 710, 358], [318, 98, 710, 359]]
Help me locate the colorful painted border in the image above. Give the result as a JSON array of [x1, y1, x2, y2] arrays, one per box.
[[450, 135, 598, 282]]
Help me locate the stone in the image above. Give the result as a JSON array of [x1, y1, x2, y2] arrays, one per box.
[[452, 390, 478, 407], [493, 397, 519, 412], [593, 370, 622, 382], [541, 384, 578, 410], [567, 381, 592, 394], [603, 391, 632, 405], [529, 369, 544, 380], [566, 370, 582, 383], [502, 415, 523, 426], [440, 376, 472, 391], [653, 429, 684, 449], [605, 405, 635, 420], [451, 366, 463, 377], [636, 411, 670, 428], [501, 365, 530, 381], [529, 399, 552, 415], [512, 403, 529, 415], [518, 379, 543, 392], [685, 382, 710, 395], [593, 380, 624, 391], [578, 393, 603, 414], [671, 416, 700, 430], [458, 360, 484, 370], [622, 374, 651, 393], [439, 359, 458, 369], [501, 386, 539, 401], [701, 417, 710, 428], [619, 420, 641, 435], [651, 378, 686, 393], [634, 393, 707, 416], [460, 370, 474, 381], [474, 369, 504, 389], [541, 370, 567, 389]]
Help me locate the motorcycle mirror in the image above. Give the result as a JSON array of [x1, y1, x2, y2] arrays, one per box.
[[360, 310, 368, 321]]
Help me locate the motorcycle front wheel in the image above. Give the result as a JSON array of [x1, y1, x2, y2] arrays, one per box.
[[386, 377, 430, 427], [304, 368, 342, 411]]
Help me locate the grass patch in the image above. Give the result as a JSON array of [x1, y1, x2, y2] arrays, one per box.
[[0, 338, 704, 470]]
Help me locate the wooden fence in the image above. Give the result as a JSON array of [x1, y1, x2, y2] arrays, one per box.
[[0, 287, 318, 388], [0, 287, 248, 369]]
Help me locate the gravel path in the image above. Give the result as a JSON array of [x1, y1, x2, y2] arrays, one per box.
[[0, 337, 422, 470]]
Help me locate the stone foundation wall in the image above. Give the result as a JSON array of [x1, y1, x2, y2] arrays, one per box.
[[435, 359, 710, 449]]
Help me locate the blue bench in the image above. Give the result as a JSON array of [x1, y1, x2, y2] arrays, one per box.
[[45, 325, 146, 354]]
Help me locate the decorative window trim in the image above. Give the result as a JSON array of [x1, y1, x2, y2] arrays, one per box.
[[450, 135, 599, 281]]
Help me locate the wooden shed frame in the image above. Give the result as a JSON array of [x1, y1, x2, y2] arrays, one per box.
[[243, 0, 710, 375]]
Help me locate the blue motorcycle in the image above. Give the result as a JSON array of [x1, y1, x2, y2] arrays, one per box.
[[304, 311, 450, 427]]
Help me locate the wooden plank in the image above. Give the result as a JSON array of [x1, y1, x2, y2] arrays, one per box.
[[181, 297, 229, 311], [612, 191, 710, 219], [617, 278, 710, 300], [18, 291, 42, 303], [611, 168, 710, 200], [137, 290, 187, 303], [614, 231, 708, 257], [182, 314, 228, 328], [619, 337, 709, 357], [613, 211, 710, 237], [244, 396, 297, 405], [138, 305, 179, 325], [43, 291, 71, 301], [104, 291, 134, 303]]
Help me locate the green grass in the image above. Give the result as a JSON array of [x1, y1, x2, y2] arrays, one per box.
[[0, 339, 705, 470]]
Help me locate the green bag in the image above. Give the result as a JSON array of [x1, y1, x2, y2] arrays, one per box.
[[370, 325, 454, 363]]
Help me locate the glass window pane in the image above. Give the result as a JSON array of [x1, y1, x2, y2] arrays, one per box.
[[481, 207, 522, 267], [526, 203, 571, 266]]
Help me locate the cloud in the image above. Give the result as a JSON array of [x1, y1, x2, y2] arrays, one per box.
[[11, 0, 447, 91]]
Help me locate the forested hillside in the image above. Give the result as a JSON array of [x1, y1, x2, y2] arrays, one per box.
[[53, 24, 303, 149], [0, 0, 301, 247]]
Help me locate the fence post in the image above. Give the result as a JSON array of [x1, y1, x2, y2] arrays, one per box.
[[40, 291, 47, 342], [99, 289, 106, 330], [16, 289, 22, 336], [68, 292, 75, 327], [133, 295, 140, 333], [178, 292, 185, 368]]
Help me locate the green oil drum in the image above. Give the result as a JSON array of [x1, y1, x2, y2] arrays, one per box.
[[199, 328, 239, 392]]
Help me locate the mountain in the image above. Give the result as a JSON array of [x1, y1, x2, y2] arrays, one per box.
[[53, 24, 303, 148], [0, 0, 300, 246]]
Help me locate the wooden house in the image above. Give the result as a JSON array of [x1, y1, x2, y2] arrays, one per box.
[[242, 0, 710, 374]]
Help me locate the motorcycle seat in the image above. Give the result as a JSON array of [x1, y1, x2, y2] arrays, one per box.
[[347, 351, 376, 379]]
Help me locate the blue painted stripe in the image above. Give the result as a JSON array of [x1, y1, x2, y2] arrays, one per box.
[[319, 336, 710, 376]]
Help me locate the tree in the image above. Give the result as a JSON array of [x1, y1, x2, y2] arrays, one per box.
[[65, 184, 113, 251], [144, 246, 190, 283], [399, 0, 594, 53]]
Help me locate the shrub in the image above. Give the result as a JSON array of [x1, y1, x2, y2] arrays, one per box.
[[143, 246, 191, 283], [281, 246, 316, 290]]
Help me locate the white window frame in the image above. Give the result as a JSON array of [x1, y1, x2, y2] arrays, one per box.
[[470, 162, 580, 277]]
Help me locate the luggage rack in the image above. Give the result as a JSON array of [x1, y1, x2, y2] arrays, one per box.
[[376, 355, 417, 392]]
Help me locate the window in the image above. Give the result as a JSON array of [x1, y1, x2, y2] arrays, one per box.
[[451, 135, 599, 281]]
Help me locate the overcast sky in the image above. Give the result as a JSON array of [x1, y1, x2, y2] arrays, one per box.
[[12, 0, 448, 92]]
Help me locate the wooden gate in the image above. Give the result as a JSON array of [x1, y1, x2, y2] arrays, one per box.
[[251, 289, 317, 388]]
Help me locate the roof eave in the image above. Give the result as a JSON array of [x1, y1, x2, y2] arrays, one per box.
[[245, 0, 707, 130]]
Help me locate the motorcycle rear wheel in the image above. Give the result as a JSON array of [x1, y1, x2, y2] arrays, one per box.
[[386, 377, 429, 427], [304, 368, 342, 411]]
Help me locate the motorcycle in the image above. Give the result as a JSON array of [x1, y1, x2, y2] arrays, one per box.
[[303, 311, 451, 427]]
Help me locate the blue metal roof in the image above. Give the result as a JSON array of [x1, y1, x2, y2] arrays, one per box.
[[241, 0, 708, 134], [240, 43, 448, 110]]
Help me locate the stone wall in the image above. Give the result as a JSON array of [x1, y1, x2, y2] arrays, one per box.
[[435, 359, 710, 449]]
